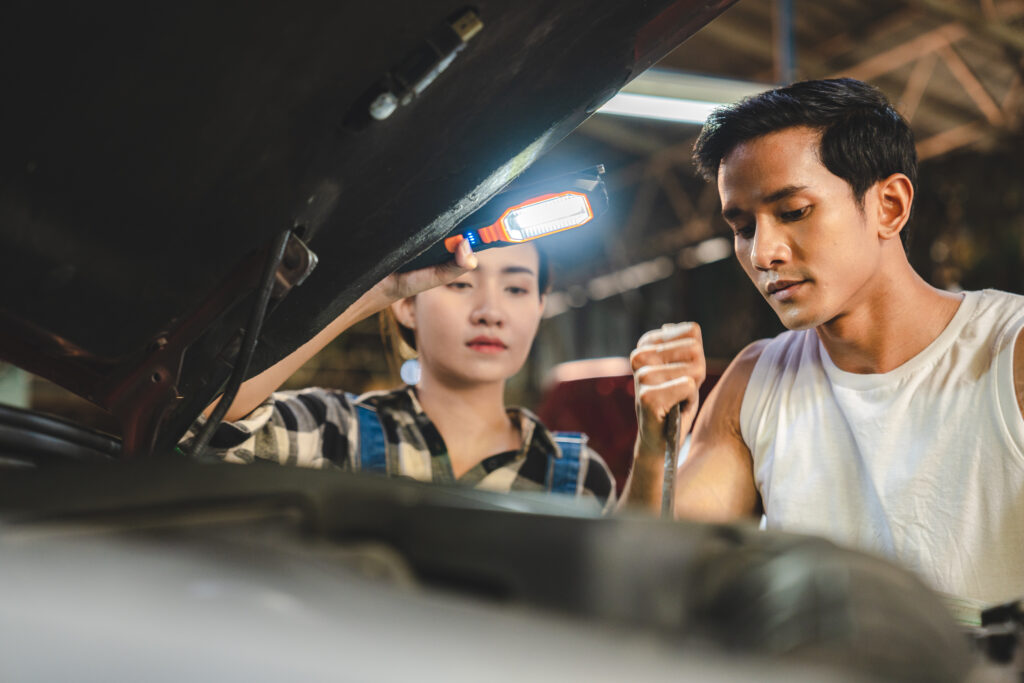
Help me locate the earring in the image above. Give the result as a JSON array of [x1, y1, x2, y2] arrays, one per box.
[[400, 358, 421, 385]]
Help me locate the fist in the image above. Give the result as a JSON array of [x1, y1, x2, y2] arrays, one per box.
[[630, 322, 706, 453]]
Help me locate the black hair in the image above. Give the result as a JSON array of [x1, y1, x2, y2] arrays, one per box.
[[693, 78, 917, 246], [534, 241, 552, 295]]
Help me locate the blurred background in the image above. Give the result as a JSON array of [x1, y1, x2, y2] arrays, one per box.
[[8, 0, 1023, 485]]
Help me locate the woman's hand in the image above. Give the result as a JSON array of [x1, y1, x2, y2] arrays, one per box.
[[205, 239, 478, 422], [367, 239, 478, 310]]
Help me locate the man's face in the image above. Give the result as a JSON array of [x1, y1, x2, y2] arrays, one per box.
[[718, 126, 883, 331]]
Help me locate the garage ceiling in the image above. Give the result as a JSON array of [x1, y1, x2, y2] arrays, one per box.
[[544, 0, 1024, 291], [599, 0, 1024, 160]]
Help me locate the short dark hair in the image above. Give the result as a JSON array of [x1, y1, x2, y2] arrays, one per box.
[[693, 78, 917, 245]]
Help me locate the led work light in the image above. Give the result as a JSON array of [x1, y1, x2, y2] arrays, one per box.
[[399, 165, 608, 272]]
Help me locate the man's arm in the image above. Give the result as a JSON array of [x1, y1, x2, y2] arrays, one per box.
[[1014, 325, 1024, 420], [208, 241, 477, 422], [674, 340, 765, 522], [618, 322, 705, 513]]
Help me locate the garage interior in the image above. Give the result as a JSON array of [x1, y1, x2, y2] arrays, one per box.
[[8, 0, 1024, 446], [286, 0, 1024, 402], [1, 2, 1023, 678]]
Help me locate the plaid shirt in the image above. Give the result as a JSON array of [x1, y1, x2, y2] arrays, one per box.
[[185, 385, 616, 514]]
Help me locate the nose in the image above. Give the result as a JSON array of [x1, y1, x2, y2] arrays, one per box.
[[471, 282, 506, 327], [748, 218, 790, 271]]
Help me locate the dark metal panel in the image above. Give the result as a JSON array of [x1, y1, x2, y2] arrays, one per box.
[[0, 460, 974, 682], [0, 0, 737, 450]]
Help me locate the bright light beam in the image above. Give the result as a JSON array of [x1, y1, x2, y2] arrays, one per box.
[[597, 92, 723, 125]]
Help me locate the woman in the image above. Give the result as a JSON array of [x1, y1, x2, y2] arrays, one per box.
[[186, 240, 617, 513]]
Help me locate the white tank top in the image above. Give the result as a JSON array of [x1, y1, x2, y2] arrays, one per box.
[[740, 289, 1024, 605]]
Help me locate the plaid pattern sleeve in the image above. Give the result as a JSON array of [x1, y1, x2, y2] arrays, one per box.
[[181, 385, 617, 514], [180, 387, 360, 469]]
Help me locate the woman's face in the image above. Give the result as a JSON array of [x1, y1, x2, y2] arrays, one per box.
[[392, 243, 546, 388]]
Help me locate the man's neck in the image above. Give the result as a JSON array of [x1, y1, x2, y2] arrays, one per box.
[[415, 372, 519, 477], [815, 260, 963, 374]]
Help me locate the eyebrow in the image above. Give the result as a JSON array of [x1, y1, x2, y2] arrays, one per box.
[[500, 265, 536, 276], [722, 185, 809, 221]]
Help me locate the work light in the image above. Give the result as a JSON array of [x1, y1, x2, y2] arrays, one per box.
[[400, 166, 608, 272]]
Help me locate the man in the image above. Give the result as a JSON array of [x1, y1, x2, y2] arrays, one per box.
[[628, 78, 1024, 605]]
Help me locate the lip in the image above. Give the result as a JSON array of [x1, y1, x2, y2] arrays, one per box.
[[466, 336, 508, 353], [765, 279, 807, 300]]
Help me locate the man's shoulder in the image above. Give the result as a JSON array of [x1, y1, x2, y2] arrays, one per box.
[[692, 331, 816, 448], [692, 339, 774, 439], [721, 330, 811, 394], [958, 290, 1024, 365], [972, 290, 1024, 420], [734, 337, 774, 369], [973, 287, 1024, 303], [969, 289, 1024, 326]]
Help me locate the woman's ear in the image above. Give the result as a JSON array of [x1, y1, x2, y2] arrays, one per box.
[[390, 297, 416, 330], [875, 173, 914, 242]]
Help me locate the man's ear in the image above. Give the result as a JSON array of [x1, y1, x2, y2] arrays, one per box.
[[875, 173, 914, 241], [390, 297, 416, 330]]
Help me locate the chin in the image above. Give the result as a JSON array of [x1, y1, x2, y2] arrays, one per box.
[[774, 305, 821, 332], [451, 361, 518, 385]]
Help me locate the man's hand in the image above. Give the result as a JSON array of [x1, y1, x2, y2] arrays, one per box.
[[618, 322, 706, 513], [631, 322, 706, 458]]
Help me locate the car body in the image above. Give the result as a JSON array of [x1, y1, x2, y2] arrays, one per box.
[[0, 2, 982, 680]]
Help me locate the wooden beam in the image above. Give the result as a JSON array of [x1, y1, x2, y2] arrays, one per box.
[[577, 117, 667, 156], [937, 45, 1004, 125], [830, 23, 969, 81], [906, 0, 1024, 51], [621, 168, 661, 241], [697, 14, 776, 62], [1000, 70, 1024, 128], [814, 7, 922, 64], [1002, 69, 1023, 111], [759, 7, 925, 82], [604, 160, 648, 189], [658, 166, 697, 225], [899, 53, 938, 122], [604, 135, 698, 189], [916, 121, 987, 159], [653, 140, 701, 169], [996, 0, 1024, 19]]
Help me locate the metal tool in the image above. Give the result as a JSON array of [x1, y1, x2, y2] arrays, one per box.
[[661, 403, 680, 519]]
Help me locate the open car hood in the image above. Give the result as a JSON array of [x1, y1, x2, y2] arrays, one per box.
[[0, 0, 736, 455]]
